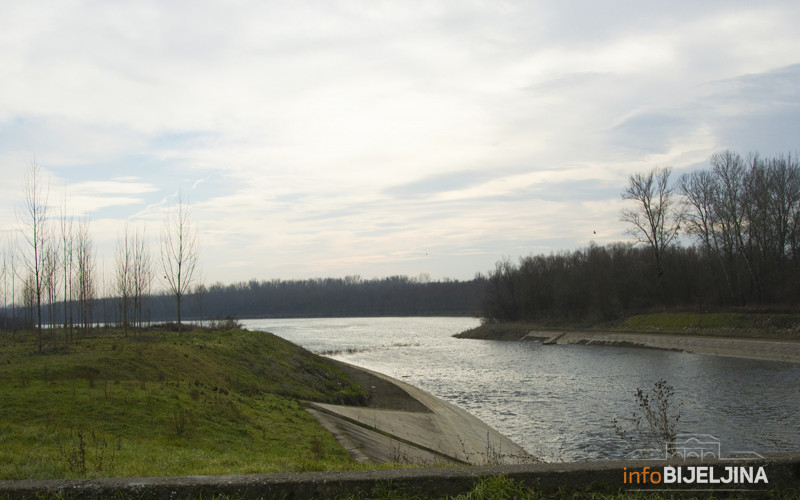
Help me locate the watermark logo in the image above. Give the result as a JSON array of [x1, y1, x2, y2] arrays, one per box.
[[623, 434, 768, 490], [671, 434, 721, 460], [626, 433, 764, 461]]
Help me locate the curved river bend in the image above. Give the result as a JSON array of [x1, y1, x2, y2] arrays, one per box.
[[243, 317, 800, 462]]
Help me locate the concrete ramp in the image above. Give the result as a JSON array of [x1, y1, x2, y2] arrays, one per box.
[[307, 363, 534, 466]]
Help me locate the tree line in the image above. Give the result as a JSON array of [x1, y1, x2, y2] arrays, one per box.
[[194, 275, 485, 319], [484, 150, 800, 322], [1, 272, 485, 328]]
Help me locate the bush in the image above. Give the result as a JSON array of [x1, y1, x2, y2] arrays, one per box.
[[208, 316, 243, 331]]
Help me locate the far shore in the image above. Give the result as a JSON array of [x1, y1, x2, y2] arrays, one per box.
[[456, 324, 800, 363]]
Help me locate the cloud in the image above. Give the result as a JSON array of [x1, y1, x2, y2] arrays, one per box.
[[607, 112, 691, 154], [1, 1, 799, 284], [695, 63, 800, 153], [69, 180, 157, 196]]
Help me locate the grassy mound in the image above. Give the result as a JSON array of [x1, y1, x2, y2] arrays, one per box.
[[0, 327, 369, 480]]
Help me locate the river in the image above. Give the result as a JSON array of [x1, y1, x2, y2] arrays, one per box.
[[242, 317, 800, 462]]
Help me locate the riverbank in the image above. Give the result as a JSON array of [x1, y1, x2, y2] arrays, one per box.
[[308, 360, 533, 465], [456, 323, 800, 363], [0, 327, 371, 479], [1, 325, 532, 480]]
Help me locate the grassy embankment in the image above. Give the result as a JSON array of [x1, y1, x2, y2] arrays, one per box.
[[0, 325, 377, 480], [457, 312, 800, 340]]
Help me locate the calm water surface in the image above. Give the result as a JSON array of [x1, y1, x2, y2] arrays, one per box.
[[243, 317, 800, 461]]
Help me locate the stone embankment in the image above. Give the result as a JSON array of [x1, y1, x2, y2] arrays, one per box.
[[525, 331, 800, 363]]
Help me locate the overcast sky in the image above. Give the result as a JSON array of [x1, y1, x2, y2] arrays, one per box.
[[2, 1, 799, 286]]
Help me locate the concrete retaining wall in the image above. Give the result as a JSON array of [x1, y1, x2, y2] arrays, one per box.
[[2, 455, 799, 499]]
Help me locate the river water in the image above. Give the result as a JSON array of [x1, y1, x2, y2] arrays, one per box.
[[242, 317, 800, 462]]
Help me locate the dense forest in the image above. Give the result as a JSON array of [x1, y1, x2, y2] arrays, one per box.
[[484, 151, 800, 322], [183, 275, 485, 320]]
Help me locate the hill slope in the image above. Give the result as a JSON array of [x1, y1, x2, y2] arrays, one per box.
[[0, 328, 368, 479]]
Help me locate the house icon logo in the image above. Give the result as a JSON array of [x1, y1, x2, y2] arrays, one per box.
[[669, 434, 721, 460], [667, 434, 764, 461], [625, 433, 765, 461]]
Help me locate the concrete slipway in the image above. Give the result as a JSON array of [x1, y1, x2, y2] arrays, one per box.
[[308, 360, 534, 466]]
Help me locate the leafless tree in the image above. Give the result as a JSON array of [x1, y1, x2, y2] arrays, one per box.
[[718, 152, 762, 297], [620, 166, 682, 288], [1, 238, 9, 330], [115, 224, 134, 333], [6, 234, 19, 331], [22, 272, 36, 328], [680, 169, 735, 301], [680, 150, 800, 304], [59, 197, 75, 340], [43, 226, 60, 332], [75, 216, 96, 334], [160, 192, 199, 328], [132, 226, 153, 329], [17, 162, 50, 350], [773, 154, 800, 261], [755, 154, 800, 284]]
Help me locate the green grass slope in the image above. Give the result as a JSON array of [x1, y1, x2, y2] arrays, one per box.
[[457, 313, 800, 340], [619, 312, 800, 338], [0, 327, 369, 480]]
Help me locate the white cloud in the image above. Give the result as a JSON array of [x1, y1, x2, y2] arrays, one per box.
[[1, 1, 799, 284]]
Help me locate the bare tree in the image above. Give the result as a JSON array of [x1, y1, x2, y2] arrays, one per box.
[[758, 154, 800, 289], [22, 272, 36, 329], [1, 238, 8, 330], [6, 234, 19, 331], [620, 166, 682, 289], [75, 216, 96, 334], [17, 162, 50, 350], [132, 226, 153, 329], [679, 150, 800, 305], [680, 169, 735, 302], [43, 226, 60, 331], [115, 224, 134, 333], [160, 192, 199, 328], [59, 196, 75, 340], [772, 154, 800, 262]]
